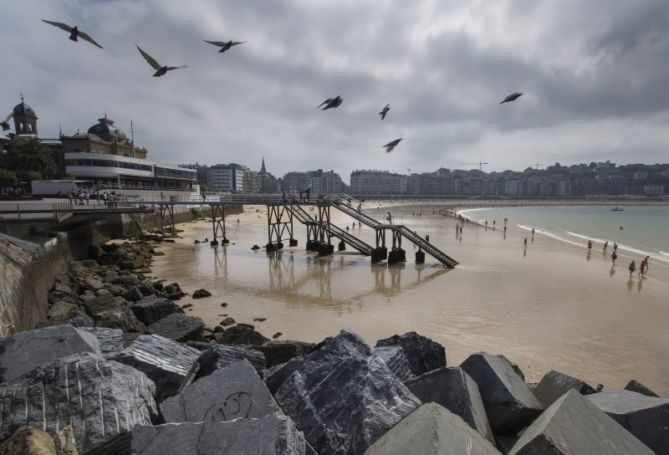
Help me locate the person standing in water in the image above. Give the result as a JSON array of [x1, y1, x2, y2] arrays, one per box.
[[628, 260, 636, 277], [613, 242, 618, 253], [603, 241, 608, 250], [587, 240, 593, 251]]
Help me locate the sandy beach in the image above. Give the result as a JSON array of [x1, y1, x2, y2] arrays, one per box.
[[149, 200, 669, 395]]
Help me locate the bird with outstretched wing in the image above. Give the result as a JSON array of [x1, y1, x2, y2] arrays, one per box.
[[41, 20, 103, 48], [204, 40, 244, 53], [136, 45, 187, 77]]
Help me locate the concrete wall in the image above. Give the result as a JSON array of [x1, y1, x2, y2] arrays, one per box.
[[0, 234, 69, 336]]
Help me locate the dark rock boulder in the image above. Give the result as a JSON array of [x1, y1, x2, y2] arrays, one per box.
[[131, 414, 307, 455], [273, 330, 420, 455], [62, 312, 96, 328], [214, 323, 269, 346], [130, 297, 179, 325], [147, 313, 204, 342], [0, 325, 100, 382], [112, 334, 200, 401], [0, 352, 157, 454], [461, 352, 543, 435], [373, 346, 413, 381], [624, 379, 659, 397], [192, 344, 266, 380], [79, 327, 124, 354], [253, 340, 315, 369], [161, 283, 185, 300], [534, 369, 598, 407], [509, 390, 654, 455], [122, 286, 144, 302], [263, 356, 306, 395], [192, 289, 211, 299], [405, 367, 494, 442], [366, 403, 501, 455], [83, 294, 146, 333], [375, 331, 446, 376], [587, 390, 669, 454], [161, 360, 281, 423]]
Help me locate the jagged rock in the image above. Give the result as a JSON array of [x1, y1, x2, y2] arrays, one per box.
[[185, 341, 213, 351], [162, 283, 185, 300], [106, 284, 128, 296], [47, 301, 80, 323], [496, 354, 525, 381], [130, 297, 178, 325], [112, 334, 200, 401], [405, 367, 494, 442], [161, 360, 281, 423], [509, 390, 654, 455], [587, 390, 669, 454], [77, 327, 123, 355], [214, 323, 269, 346], [52, 282, 72, 295], [0, 325, 100, 383], [461, 352, 543, 435], [192, 289, 211, 299], [220, 317, 235, 326], [131, 414, 306, 455], [263, 356, 306, 395], [122, 287, 143, 302], [624, 379, 659, 397], [192, 344, 266, 380], [273, 330, 420, 455], [375, 331, 446, 376], [61, 313, 96, 328], [534, 369, 598, 407], [147, 313, 204, 342], [373, 346, 413, 381], [136, 283, 155, 296], [365, 403, 501, 455], [0, 426, 58, 455], [83, 295, 146, 333], [0, 353, 157, 454], [81, 276, 104, 291], [95, 288, 111, 297], [253, 341, 315, 369]]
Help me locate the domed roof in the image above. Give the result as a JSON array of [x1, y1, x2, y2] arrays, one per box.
[[87, 116, 129, 143], [12, 96, 37, 119]]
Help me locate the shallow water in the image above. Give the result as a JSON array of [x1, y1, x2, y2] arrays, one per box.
[[150, 201, 669, 394]]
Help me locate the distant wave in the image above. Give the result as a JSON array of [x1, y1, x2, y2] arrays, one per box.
[[516, 224, 583, 248], [456, 208, 492, 226], [564, 230, 669, 265]]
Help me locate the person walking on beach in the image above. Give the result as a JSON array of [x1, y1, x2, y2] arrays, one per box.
[[639, 260, 646, 278], [611, 251, 618, 265], [587, 240, 592, 251], [613, 242, 618, 253], [628, 260, 636, 277], [642, 256, 649, 272], [387, 212, 393, 224], [523, 237, 528, 248], [603, 241, 608, 251], [504, 217, 508, 226]]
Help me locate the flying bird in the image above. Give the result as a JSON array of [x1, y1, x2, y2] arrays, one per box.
[[136, 45, 187, 77], [204, 40, 244, 53], [0, 113, 11, 131], [318, 96, 343, 110], [379, 104, 390, 120], [41, 20, 103, 48], [500, 92, 523, 104], [383, 138, 402, 153]]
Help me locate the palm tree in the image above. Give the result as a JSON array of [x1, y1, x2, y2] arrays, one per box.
[[6, 137, 57, 179]]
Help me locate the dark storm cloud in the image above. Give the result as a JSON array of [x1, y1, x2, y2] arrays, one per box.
[[1, 0, 668, 180]]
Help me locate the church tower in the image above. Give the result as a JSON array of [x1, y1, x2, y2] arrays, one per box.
[[12, 94, 38, 135], [260, 156, 267, 174]]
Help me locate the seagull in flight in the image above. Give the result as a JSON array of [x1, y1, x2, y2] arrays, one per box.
[[0, 113, 11, 131], [136, 45, 187, 77], [379, 104, 390, 120], [383, 138, 402, 153], [204, 40, 244, 53], [41, 20, 103, 48], [318, 96, 343, 110], [500, 92, 523, 104]]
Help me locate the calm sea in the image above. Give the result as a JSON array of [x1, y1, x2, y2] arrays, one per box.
[[458, 205, 669, 265]]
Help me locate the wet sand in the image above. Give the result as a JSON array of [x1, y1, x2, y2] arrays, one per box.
[[149, 201, 669, 395]]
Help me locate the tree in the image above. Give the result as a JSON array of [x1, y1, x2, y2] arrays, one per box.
[[6, 137, 57, 180], [0, 169, 18, 191], [25, 171, 42, 182]]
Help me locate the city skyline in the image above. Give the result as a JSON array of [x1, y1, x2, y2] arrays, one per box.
[[3, 0, 669, 179]]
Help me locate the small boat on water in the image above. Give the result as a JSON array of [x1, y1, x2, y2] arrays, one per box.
[[611, 207, 624, 212]]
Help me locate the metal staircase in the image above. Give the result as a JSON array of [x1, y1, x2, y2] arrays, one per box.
[[395, 226, 458, 267], [285, 204, 373, 256]]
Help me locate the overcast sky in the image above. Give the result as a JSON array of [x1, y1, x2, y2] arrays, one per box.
[[2, 0, 668, 181]]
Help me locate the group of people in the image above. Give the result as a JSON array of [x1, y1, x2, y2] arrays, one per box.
[[596, 240, 650, 279], [67, 189, 90, 205], [628, 256, 650, 279], [281, 187, 312, 203]]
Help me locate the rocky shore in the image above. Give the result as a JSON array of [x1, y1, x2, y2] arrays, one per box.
[[0, 237, 667, 454]]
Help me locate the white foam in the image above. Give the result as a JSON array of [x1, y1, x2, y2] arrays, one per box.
[[565, 231, 669, 265], [517, 224, 583, 248]]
